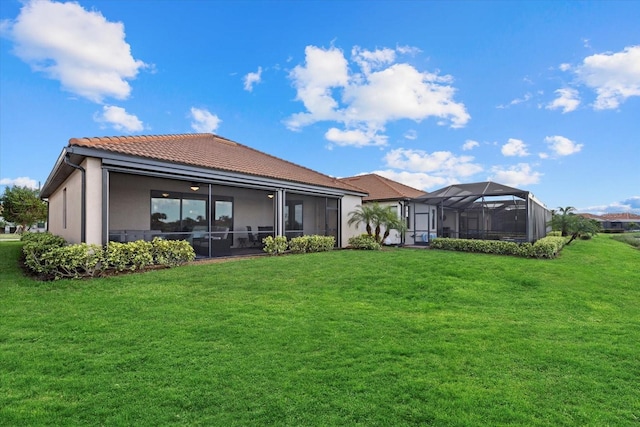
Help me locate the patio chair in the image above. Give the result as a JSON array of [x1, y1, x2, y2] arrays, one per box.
[[246, 226, 261, 247]]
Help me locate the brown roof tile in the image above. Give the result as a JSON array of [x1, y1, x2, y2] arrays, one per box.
[[69, 133, 363, 192], [578, 212, 640, 220], [339, 173, 426, 201], [600, 212, 640, 220]]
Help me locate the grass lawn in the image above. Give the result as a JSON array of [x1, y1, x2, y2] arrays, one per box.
[[0, 233, 20, 241], [1, 236, 639, 426]]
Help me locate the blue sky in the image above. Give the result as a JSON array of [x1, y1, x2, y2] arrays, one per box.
[[1, 0, 639, 214]]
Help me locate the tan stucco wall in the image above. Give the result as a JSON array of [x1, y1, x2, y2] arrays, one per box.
[[340, 194, 362, 247], [46, 157, 103, 245], [84, 157, 103, 245], [47, 167, 83, 244]]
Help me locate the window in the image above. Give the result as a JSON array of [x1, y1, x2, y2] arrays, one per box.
[[285, 200, 303, 233], [214, 199, 233, 230], [150, 191, 233, 237], [62, 188, 67, 229], [151, 190, 207, 233]]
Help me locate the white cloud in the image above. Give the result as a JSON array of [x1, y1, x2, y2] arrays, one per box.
[[94, 105, 143, 132], [488, 163, 542, 187], [243, 66, 262, 92], [384, 148, 483, 182], [546, 88, 581, 113], [544, 135, 583, 157], [286, 44, 469, 147], [559, 63, 572, 72], [4, 0, 147, 103], [396, 45, 422, 55], [462, 140, 479, 151], [351, 46, 396, 75], [285, 45, 349, 130], [325, 128, 387, 147], [501, 138, 529, 157], [403, 129, 417, 140], [497, 92, 532, 109], [189, 107, 221, 133], [576, 45, 640, 110], [580, 196, 640, 215], [0, 177, 39, 189]]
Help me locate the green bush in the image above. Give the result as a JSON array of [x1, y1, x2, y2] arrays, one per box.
[[531, 236, 566, 258], [21, 234, 195, 280], [289, 235, 335, 254], [348, 234, 382, 250], [263, 235, 288, 255], [547, 231, 562, 237], [41, 243, 104, 279], [151, 238, 195, 267], [431, 236, 568, 259], [104, 240, 153, 271], [21, 232, 67, 274]]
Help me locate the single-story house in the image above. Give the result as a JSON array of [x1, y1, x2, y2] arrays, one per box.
[[578, 212, 640, 232], [411, 181, 551, 243], [338, 173, 428, 245], [39, 133, 367, 257]]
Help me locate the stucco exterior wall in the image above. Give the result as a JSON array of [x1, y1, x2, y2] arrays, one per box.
[[47, 167, 82, 244], [340, 194, 362, 247], [84, 157, 103, 245]]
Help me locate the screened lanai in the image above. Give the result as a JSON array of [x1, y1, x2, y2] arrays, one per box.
[[413, 181, 551, 243]]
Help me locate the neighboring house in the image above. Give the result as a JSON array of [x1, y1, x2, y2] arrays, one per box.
[[578, 212, 640, 232], [339, 173, 428, 245], [412, 181, 551, 243], [39, 133, 367, 258]]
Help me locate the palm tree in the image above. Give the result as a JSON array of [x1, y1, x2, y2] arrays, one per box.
[[347, 204, 376, 236], [555, 206, 576, 236], [348, 203, 407, 243], [378, 205, 407, 243]]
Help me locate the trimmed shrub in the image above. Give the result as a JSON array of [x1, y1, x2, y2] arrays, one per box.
[[289, 235, 335, 254], [21, 233, 195, 280], [263, 235, 288, 255], [21, 232, 66, 274], [547, 231, 562, 237], [348, 234, 382, 250], [151, 237, 195, 267], [41, 243, 105, 279], [431, 236, 568, 259], [531, 236, 566, 258]]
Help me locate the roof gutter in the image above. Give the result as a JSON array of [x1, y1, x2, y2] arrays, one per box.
[[64, 153, 86, 242]]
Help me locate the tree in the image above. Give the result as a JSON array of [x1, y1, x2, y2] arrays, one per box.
[[549, 207, 601, 245], [564, 215, 601, 245], [551, 206, 576, 236], [0, 186, 47, 233], [348, 203, 407, 243], [347, 204, 376, 236]]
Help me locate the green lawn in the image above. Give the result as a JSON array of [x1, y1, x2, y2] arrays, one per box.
[[1, 236, 639, 426]]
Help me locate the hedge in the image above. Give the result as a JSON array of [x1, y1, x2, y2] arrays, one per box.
[[21, 232, 195, 280], [263, 235, 336, 255], [430, 235, 567, 259], [348, 234, 382, 250]]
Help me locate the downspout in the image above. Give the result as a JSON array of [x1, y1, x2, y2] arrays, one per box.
[[399, 201, 406, 246], [64, 153, 86, 242]]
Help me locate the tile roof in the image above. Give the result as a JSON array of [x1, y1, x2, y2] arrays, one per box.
[[68, 133, 362, 192], [600, 212, 640, 220], [578, 212, 640, 221], [339, 173, 426, 201]]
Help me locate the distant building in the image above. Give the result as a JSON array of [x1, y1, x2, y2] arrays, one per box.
[[578, 212, 640, 232]]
